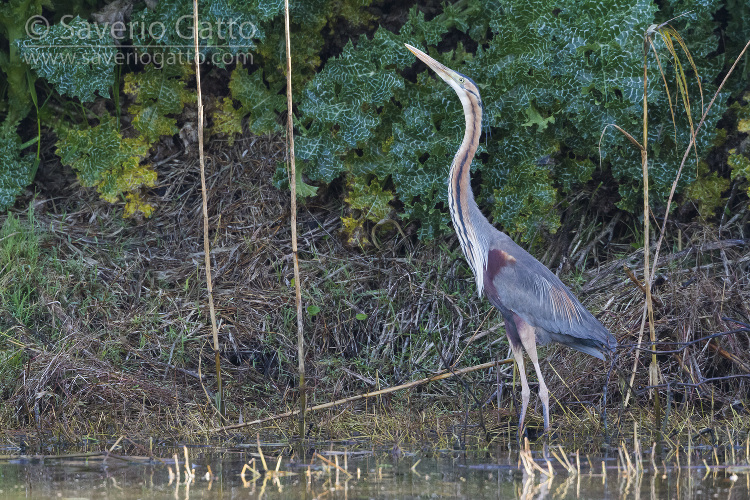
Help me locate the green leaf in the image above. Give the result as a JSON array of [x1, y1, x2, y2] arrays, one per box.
[[213, 66, 285, 144], [213, 97, 245, 144], [297, 26, 412, 173], [55, 115, 156, 214], [345, 176, 393, 223], [341, 176, 394, 244], [256, 0, 284, 20], [355, 313, 367, 321], [0, 0, 51, 125], [0, 133, 36, 211], [295, 169, 318, 199], [124, 63, 194, 143], [131, 0, 266, 65], [522, 103, 555, 130], [307, 305, 320, 316], [728, 150, 750, 206], [685, 161, 730, 220], [16, 16, 116, 102]]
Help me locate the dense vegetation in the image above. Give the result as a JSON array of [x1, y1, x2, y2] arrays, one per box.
[[1, 0, 747, 238], [0, 0, 748, 441]]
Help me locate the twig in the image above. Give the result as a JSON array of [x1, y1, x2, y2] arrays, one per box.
[[209, 358, 513, 433], [655, 239, 750, 267], [623, 266, 663, 307], [103, 435, 124, 463], [150, 360, 205, 381], [707, 342, 750, 374], [573, 212, 622, 269], [636, 374, 750, 393], [314, 452, 353, 477], [619, 322, 749, 354]]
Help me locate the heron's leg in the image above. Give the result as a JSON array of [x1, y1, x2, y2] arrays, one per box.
[[509, 338, 530, 442], [516, 319, 550, 434]]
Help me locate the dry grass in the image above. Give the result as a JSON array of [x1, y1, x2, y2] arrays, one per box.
[[0, 132, 748, 447]]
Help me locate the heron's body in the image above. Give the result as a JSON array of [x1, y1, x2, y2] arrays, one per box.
[[406, 44, 616, 436]]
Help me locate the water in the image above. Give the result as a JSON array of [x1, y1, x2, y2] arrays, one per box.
[[0, 447, 748, 499]]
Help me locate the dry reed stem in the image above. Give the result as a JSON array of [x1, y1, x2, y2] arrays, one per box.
[[257, 434, 269, 471], [192, 0, 222, 416], [621, 440, 636, 476], [550, 446, 574, 474], [210, 358, 512, 432], [523, 451, 553, 477], [240, 463, 261, 481], [641, 31, 659, 423], [283, 0, 306, 440], [314, 452, 353, 477], [183, 445, 193, 479], [558, 445, 575, 473], [619, 32, 750, 411]]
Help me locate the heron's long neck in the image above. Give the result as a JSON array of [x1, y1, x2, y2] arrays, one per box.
[[448, 92, 487, 294]]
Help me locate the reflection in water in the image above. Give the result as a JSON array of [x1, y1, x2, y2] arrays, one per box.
[[0, 449, 748, 499]]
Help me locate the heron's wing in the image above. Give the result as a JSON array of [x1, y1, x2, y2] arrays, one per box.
[[485, 246, 615, 353]]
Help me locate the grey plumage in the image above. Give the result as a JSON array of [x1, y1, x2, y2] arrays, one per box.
[[487, 231, 615, 359]]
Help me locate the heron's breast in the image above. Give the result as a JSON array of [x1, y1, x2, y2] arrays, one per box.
[[482, 248, 516, 307]]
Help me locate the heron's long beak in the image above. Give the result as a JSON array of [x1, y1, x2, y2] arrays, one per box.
[[405, 43, 454, 83]]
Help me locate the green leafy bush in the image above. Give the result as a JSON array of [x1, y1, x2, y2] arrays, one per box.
[[124, 63, 194, 143], [55, 115, 156, 216], [0, 0, 49, 210], [729, 150, 750, 206], [0, 133, 36, 211], [130, 0, 267, 64], [16, 16, 116, 102], [0, 0, 741, 233], [214, 67, 285, 143], [294, 9, 461, 238], [296, 0, 726, 241], [0, 0, 49, 125]]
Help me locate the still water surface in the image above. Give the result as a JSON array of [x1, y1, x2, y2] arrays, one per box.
[[0, 447, 747, 499]]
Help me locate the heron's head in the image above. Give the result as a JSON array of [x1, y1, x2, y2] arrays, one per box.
[[405, 44, 481, 103]]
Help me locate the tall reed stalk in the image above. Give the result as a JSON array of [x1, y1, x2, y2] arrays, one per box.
[[283, 0, 306, 439], [603, 19, 701, 425], [640, 28, 661, 437], [192, 0, 223, 415]]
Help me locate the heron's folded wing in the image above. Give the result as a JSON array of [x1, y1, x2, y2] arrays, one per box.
[[486, 247, 614, 351]]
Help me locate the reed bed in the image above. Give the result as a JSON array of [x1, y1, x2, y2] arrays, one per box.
[[0, 130, 748, 446]]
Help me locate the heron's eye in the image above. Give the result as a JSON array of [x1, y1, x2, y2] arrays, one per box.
[[458, 77, 465, 84]]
